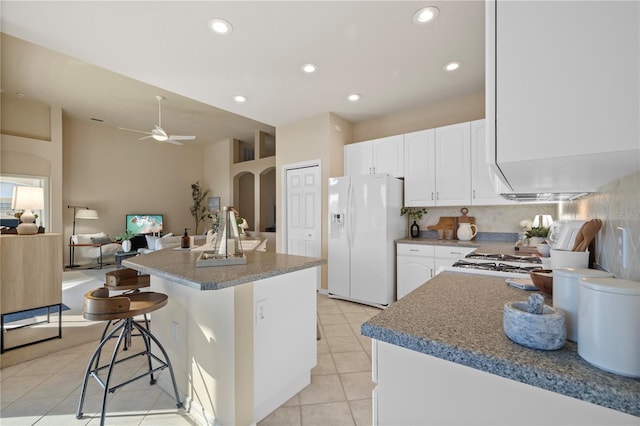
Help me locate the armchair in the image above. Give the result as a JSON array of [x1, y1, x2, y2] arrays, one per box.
[[70, 232, 122, 268]]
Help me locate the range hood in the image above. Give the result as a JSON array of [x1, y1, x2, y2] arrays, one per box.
[[485, 0, 639, 204], [500, 192, 590, 203]]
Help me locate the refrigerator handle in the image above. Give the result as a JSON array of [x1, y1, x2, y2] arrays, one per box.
[[347, 180, 354, 247]]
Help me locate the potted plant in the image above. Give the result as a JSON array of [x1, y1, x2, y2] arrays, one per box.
[[400, 207, 428, 238], [525, 226, 550, 247], [190, 181, 210, 235], [115, 230, 137, 252]]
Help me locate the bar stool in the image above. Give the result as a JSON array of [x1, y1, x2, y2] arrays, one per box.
[[76, 287, 182, 425]]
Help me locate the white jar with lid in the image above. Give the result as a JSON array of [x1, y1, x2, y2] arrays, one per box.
[[553, 268, 613, 342], [578, 277, 640, 377]]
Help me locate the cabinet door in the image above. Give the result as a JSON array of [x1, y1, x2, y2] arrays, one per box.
[[471, 119, 513, 205], [397, 255, 434, 299], [404, 129, 436, 207], [344, 142, 372, 176], [435, 122, 471, 206], [490, 1, 639, 192], [372, 135, 404, 177]]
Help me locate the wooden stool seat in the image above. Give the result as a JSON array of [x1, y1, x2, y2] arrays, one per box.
[[83, 288, 167, 321]]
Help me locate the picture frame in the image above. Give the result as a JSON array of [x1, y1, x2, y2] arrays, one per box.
[[208, 197, 221, 211]]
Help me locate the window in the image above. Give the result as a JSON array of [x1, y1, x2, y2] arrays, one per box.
[[0, 174, 49, 230]]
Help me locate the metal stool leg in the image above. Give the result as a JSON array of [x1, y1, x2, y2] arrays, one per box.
[[98, 321, 128, 426], [132, 321, 183, 408], [77, 320, 127, 420]]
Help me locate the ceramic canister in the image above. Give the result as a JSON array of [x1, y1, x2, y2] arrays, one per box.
[[553, 268, 613, 342], [578, 277, 640, 377]]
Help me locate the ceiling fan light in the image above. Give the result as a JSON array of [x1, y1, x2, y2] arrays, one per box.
[[152, 134, 168, 142]]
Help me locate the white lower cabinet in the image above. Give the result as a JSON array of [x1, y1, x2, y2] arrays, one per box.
[[372, 340, 636, 426], [397, 244, 474, 299]]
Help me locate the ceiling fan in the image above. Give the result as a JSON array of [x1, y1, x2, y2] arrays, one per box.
[[118, 95, 196, 145]]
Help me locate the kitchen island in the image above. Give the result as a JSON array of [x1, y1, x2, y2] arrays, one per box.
[[362, 271, 639, 425], [123, 249, 325, 426]]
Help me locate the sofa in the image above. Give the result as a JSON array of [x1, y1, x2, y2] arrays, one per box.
[[136, 233, 208, 254], [71, 232, 122, 268]]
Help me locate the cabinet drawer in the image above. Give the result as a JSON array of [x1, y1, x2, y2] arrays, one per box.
[[434, 245, 475, 259], [397, 244, 435, 257]]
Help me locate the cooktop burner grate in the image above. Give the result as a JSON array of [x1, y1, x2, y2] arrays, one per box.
[[465, 253, 542, 264]]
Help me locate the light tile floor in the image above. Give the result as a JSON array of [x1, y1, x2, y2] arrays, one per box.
[[0, 294, 378, 425]]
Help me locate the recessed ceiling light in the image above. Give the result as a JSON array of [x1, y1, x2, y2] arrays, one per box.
[[234, 95, 247, 103], [348, 94, 361, 102], [444, 61, 462, 72], [208, 18, 232, 34], [413, 6, 439, 24], [301, 63, 318, 74]]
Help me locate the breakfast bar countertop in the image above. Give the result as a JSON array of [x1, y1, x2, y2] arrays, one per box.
[[123, 249, 325, 291], [362, 271, 640, 417]]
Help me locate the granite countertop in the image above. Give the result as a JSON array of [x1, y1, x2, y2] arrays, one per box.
[[123, 249, 325, 291], [362, 271, 640, 417]]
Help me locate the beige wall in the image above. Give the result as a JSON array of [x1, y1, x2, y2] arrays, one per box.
[[275, 112, 352, 289], [62, 118, 205, 251], [352, 91, 485, 143], [204, 138, 232, 206], [1, 98, 64, 234]]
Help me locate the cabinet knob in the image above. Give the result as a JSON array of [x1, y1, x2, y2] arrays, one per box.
[[431, 192, 434, 200]]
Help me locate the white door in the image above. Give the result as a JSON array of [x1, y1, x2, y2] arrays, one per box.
[[372, 135, 404, 177], [344, 142, 372, 176], [404, 129, 436, 207], [328, 177, 351, 298], [349, 175, 391, 305], [471, 119, 513, 205], [286, 166, 321, 258], [435, 122, 471, 206]]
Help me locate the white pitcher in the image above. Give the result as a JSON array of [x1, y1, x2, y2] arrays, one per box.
[[457, 223, 477, 241]]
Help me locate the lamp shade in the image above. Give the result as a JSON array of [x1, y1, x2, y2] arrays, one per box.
[[532, 214, 554, 228], [76, 209, 99, 220], [11, 186, 44, 210]]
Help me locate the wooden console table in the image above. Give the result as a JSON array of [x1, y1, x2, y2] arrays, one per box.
[[1, 233, 63, 352]]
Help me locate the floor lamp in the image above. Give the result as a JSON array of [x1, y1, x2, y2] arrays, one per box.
[[67, 205, 99, 268]]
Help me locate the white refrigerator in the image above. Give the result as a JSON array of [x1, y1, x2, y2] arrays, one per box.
[[328, 174, 405, 308]]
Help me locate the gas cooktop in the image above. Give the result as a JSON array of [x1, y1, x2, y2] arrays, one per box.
[[440, 251, 544, 278], [464, 253, 542, 264]]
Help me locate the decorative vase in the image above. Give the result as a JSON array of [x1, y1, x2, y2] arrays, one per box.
[[528, 237, 544, 247], [410, 221, 420, 238], [121, 239, 132, 252]]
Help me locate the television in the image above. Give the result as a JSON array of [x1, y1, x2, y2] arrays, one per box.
[[125, 214, 163, 235]]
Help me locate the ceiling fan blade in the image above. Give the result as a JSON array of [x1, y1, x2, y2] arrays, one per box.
[[138, 135, 154, 140], [118, 126, 152, 135], [165, 139, 184, 146], [168, 135, 196, 141]]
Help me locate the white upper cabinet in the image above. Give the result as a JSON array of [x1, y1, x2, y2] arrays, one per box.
[[486, 0, 639, 193], [471, 119, 513, 205], [344, 135, 404, 177], [404, 123, 471, 207], [404, 129, 436, 206], [435, 122, 471, 206]]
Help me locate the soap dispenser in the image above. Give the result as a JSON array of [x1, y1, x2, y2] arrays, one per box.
[[181, 228, 190, 248]]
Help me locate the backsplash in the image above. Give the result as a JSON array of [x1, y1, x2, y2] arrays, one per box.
[[415, 204, 557, 233], [559, 171, 639, 281]]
